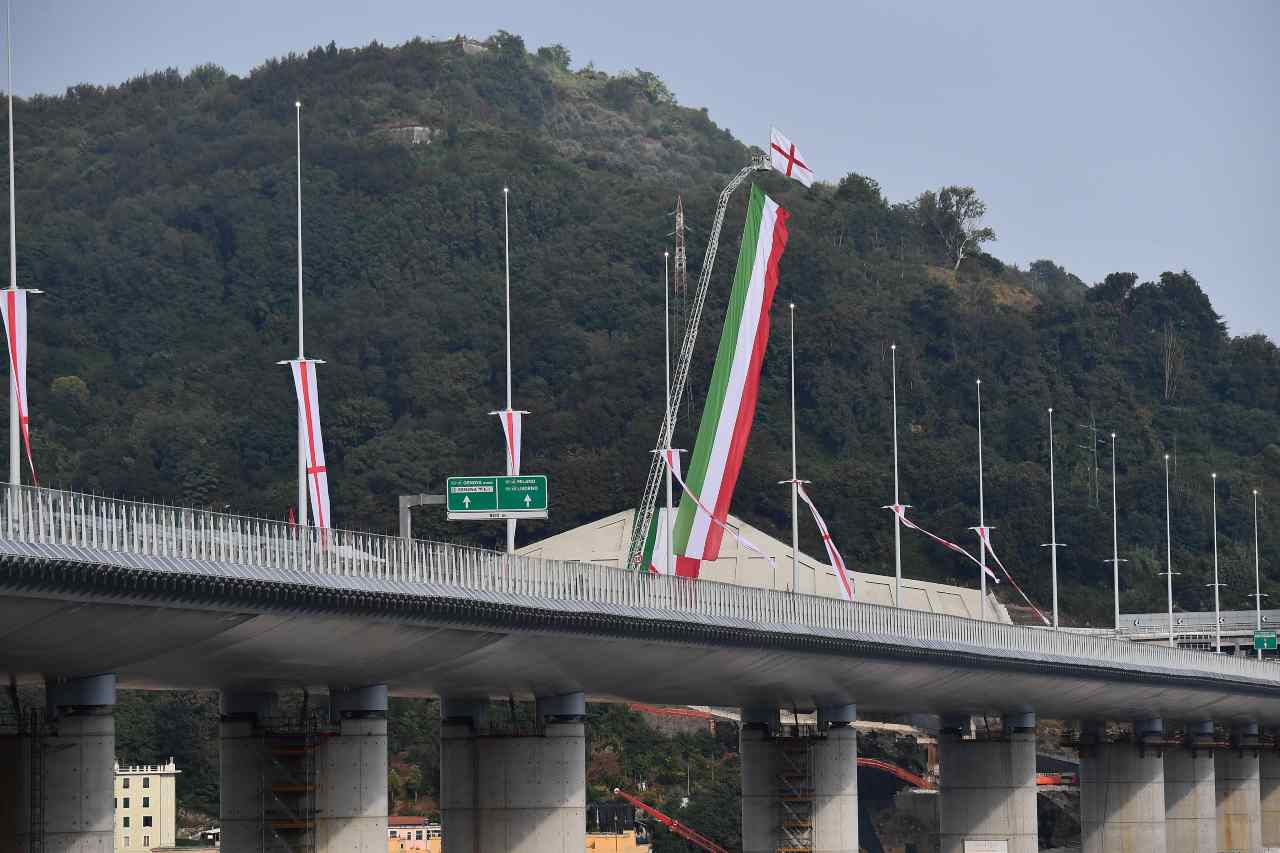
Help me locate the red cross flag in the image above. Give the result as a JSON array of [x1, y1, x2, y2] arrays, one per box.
[[769, 127, 814, 187], [290, 359, 331, 530]]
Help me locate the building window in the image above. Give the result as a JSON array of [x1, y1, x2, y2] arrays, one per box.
[[123, 816, 130, 828], [122, 798, 129, 808], [143, 816, 152, 828], [122, 778, 130, 789], [142, 797, 150, 808], [123, 837, 129, 848], [416, 830, 424, 839], [143, 836, 150, 847], [142, 777, 150, 788], [389, 830, 398, 838]]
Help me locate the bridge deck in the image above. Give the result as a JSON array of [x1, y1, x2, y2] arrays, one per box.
[[0, 485, 1277, 723]]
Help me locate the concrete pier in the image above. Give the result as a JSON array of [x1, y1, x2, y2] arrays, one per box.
[[937, 714, 1038, 853], [740, 707, 780, 853], [1079, 721, 1168, 853], [1261, 747, 1280, 849], [218, 691, 275, 852], [316, 685, 388, 853], [812, 705, 858, 853], [1216, 724, 1263, 853], [440, 693, 586, 853], [1164, 721, 1216, 853], [41, 674, 118, 853]]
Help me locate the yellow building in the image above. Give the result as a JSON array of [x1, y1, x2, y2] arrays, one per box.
[[113, 759, 178, 852]]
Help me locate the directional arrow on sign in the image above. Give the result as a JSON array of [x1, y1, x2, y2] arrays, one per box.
[[463, 496, 471, 508], [524, 495, 532, 507]]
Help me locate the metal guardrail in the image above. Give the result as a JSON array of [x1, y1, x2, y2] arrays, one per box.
[[1, 484, 1277, 687]]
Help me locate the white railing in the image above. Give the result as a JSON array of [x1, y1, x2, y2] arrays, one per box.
[[1, 484, 1276, 686]]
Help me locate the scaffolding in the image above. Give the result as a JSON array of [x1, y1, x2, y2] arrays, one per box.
[[776, 736, 814, 853], [25, 708, 45, 853], [259, 715, 323, 853]]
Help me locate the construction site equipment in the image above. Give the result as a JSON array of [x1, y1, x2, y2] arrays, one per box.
[[627, 153, 770, 571], [613, 787, 729, 853]]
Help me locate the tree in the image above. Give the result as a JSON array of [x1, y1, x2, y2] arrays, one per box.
[[917, 185, 997, 270]]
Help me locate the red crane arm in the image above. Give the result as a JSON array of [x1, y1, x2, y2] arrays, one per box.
[[612, 788, 730, 853]]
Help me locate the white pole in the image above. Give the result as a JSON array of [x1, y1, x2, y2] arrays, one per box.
[[891, 344, 902, 607], [663, 251, 673, 580], [789, 303, 798, 594], [294, 100, 306, 527], [1254, 489, 1263, 660], [1047, 408, 1060, 629], [503, 186, 514, 555], [1109, 433, 1123, 632], [1164, 453, 1174, 648], [976, 379, 987, 621], [1210, 472, 1221, 654], [5, 0, 17, 487]]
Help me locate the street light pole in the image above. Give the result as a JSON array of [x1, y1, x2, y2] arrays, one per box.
[[1209, 473, 1223, 654], [1042, 407, 1064, 629], [1162, 454, 1177, 648], [1253, 489, 1266, 660], [890, 344, 902, 607], [1106, 433, 1126, 632]]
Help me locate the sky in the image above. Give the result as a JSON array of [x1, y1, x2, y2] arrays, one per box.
[[14, 0, 1280, 338]]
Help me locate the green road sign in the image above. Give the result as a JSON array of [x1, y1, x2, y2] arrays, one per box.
[[1254, 631, 1277, 651], [447, 475, 549, 520]]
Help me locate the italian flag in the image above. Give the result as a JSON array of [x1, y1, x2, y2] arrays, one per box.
[[671, 185, 789, 569]]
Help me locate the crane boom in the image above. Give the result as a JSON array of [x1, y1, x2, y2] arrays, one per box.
[[612, 788, 730, 853], [626, 153, 770, 571]]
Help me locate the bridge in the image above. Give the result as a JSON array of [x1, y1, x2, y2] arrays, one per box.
[[0, 483, 1278, 852]]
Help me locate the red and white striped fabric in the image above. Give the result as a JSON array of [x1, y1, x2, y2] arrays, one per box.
[[797, 484, 854, 601], [1, 289, 36, 484], [492, 409, 526, 476], [648, 449, 683, 576], [662, 449, 776, 577], [290, 359, 330, 530]]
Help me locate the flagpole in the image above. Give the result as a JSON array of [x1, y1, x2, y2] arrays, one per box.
[[891, 344, 902, 607], [1163, 453, 1175, 648], [976, 379, 988, 622], [789, 303, 799, 594], [1108, 433, 1125, 632], [1044, 407, 1061, 629], [1209, 472, 1222, 654], [663, 251, 674, 579], [1253, 489, 1264, 660], [5, 0, 16, 487], [503, 185, 515, 555], [294, 100, 306, 527]]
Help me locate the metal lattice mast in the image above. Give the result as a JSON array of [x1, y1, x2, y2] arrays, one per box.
[[626, 154, 769, 569], [673, 194, 688, 353]]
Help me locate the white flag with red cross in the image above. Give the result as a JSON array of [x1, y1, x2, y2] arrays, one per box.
[[290, 359, 331, 530], [491, 409, 529, 476], [1, 289, 37, 484], [769, 127, 815, 187]]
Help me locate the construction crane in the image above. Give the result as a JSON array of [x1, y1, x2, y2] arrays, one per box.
[[612, 788, 729, 853], [626, 153, 771, 571]]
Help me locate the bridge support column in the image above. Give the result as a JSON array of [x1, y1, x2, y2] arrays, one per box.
[[812, 704, 858, 853], [316, 685, 387, 853], [937, 713, 1037, 853], [1079, 719, 1167, 853], [1262, 738, 1280, 848], [1164, 720, 1216, 853], [218, 690, 275, 851], [440, 693, 586, 853], [41, 674, 117, 853], [1216, 723, 1263, 853], [740, 706, 779, 853]]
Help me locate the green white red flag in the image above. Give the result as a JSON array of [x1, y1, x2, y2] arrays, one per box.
[[669, 185, 789, 575]]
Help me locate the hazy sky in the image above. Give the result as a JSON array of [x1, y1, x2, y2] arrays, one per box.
[[15, 1, 1280, 338]]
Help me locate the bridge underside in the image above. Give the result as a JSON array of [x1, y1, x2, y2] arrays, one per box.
[[1, 556, 1276, 724]]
